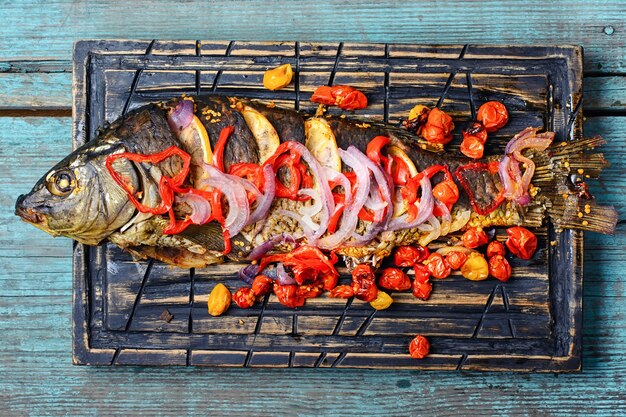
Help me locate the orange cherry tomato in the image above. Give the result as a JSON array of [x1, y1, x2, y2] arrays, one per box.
[[489, 255, 512, 282], [251, 275, 274, 297], [486, 241, 506, 258], [233, 287, 256, 308], [461, 227, 489, 249], [460, 136, 485, 159], [421, 108, 454, 144], [424, 253, 451, 279], [310, 86, 335, 106], [432, 179, 459, 207], [321, 272, 339, 291], [505, 226, 538, 260], [413, 264, 431, 283], [394, 245, 430, 267], [378, 268, 412, 291], [411, 265, 432, 300], [444, 251, 469, 270], [477, 101, 509, 132], [329, 285, 355, 299], [409, 335, 430, 359], [274, 284, 305, 308]]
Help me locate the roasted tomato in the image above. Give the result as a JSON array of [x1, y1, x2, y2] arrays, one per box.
[[421, 108, 454, 144], [352, 278, 378, 302], [274, 284, 305, 308], [460, 135, 485, 159], [461, 252, 489, 281], [444, 251, 469, 270], [412, 280, 432, 300], [233, 287, 256, 309], [432, 179, 459, 208], [486, 241, 506, 258], [329, 285, 355, 299], [409, 335, 430, 359], [424, 253, 451, 279], [378, 268, 412, 291], [477, 101, 509, 132], [394, 245, 430, 267], [251, 275, 274, 297], [505, 226, 538, 260], [489, 255, 512, 282], [461, 227, 489, 249], [463, 122, 488, 143], [297, 284, 324, 299], [321, 272, 339, 291]]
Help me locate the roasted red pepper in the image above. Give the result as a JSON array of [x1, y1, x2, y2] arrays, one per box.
[[274, 284, 305, 308], [251, 275, 274, 297], [233, 287, 256, 308], [259, 245, 339, 289], [378, 268, 412, 291], [409, 335, 430, 359], [264, 142, 312, 201], [213, 125, 235, 172], [505, 226, 538, 260], [366, 136, 390, 165], [311, 85, 368, 110], [477, 101, 509, 132]]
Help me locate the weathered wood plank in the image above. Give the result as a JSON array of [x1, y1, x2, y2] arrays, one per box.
[[0, 0, 625, 73], [585, 76, 626, 113]]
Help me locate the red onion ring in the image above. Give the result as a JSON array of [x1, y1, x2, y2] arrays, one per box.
[[247, 164, 276, 225], [298, 188, 323, 217], [199, 164, 250, 236], [276, 263, 296, 286], [387, 176, 434, 231], [175, 192, 212, 225], [239, 264, 260, 284], [167, 99, 194, 132], [247, 232, 295, 260]]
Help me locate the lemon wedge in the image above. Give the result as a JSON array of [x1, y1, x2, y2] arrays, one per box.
[[304, 118, 342, 173], [387, 145, 418, 177], [177, 115, 213, 164], [240, 105, 280, 163]]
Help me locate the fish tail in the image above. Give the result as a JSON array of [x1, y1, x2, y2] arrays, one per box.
[[531, 136, 618, 234]]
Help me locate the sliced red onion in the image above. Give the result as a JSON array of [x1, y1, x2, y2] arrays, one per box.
[[435, 199, 452, 236], [418, 214, 441, 245], [498, 155, 516, 199], [276, 263, 296, 285], [260, 266, 278, 279], [298, 188, 323, 217], [387, 176, 434, 231], [175, 192, 212, 225], [247, 164, 276, 225], [505, 127, 554, 154], [239, 264, 259, 285], [325, 167, 353, 207], [247, 232, 295, 261], [167, 99, 194, 132], [199, 164, 250, 236], [317, 149, 370, 250]]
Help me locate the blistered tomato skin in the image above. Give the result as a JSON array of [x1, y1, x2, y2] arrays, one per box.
[[409, 335, 430, 359], [412, 279, 432, 300], [329, 285, 354, 299], [477, 101, 509, 132], [421, 108, 455, 144], [506, 226, 538, 260], [444, 251, 468, 270], [274, 284, 305, 308], [461, 252, 490, 281], [486, 241, 506, 258], [251, 275, 273, 296], [370, 291, 394, 310], [352, 278, 378, 302], [394, 246, 422, 267], [378, 268, 412, 291], [462, 227, 489, 249], [424, 253, 451, 279], [489, 255, 512, 282]]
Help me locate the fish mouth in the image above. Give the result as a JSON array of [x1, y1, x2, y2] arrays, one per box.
[[15, 194, 48, 225]]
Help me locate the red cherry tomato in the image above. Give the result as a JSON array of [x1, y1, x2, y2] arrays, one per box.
[[505, 226, 538, 260], [424, 253, 451, 279], [486, 241, 506, 258], [273, 284, 305, 308], [477, 101, 509, 132], [378, 268, 411, 291], [409, 335, 430, 359], [460, 136, 485, 159], [461, 227, 489, 249], [444, 251, 469, 270], [329, 285, 355, 299], [463, 122, 488, 143], [394, 245, 430, 267], [489, 255, 512, 282], [421, 108, 454, 144], [432, 179, 459, 207], [297, 284, 324, 299]]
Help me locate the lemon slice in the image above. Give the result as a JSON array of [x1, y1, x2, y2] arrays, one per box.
[[177, 115, 213, 164], [304, 118, 341, 173], [387, 145, 418, 177], [240, 105, 281, 163]]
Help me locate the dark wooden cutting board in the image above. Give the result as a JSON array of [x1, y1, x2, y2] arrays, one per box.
[[72, 40, 583, 371]]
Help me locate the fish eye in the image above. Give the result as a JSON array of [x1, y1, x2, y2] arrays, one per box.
[[46, 169, 76, 197]]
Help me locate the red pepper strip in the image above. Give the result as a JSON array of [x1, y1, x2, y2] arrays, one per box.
[[366, 135, 390, 165], [328, 193, 346, 234], [297, 160, 314, 190], [388, 155, 411, 186], [213, 125, 235, 172], [264, 142, 312, 201], [454, 162, 505, 216], [105, 146, 191, 215], [228, 163, 264, 191], [401, 165, 455, 222]]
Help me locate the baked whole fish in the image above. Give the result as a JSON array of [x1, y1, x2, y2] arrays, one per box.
[[15, 95, 618, 268]]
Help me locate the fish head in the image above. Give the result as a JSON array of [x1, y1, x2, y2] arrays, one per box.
[[15, 141, 140, 245]]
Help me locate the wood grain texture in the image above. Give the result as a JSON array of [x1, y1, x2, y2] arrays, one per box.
[[0, 1, 625, 414], [0, 0, 625, 73]]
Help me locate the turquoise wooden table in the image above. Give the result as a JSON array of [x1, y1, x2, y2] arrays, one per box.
[[1, 1, 624, 415]]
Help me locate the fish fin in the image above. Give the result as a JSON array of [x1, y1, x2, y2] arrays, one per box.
[[531, 136, 618, 235], [178, 223, 253, 261]]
